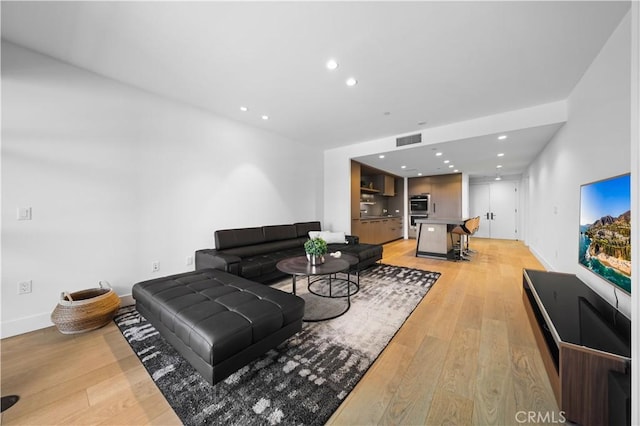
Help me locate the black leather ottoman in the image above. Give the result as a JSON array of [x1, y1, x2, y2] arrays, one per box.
[[132, 268, 305, 385]]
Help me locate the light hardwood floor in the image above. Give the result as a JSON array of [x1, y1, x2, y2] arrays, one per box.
[[1, 238, 559, 425]]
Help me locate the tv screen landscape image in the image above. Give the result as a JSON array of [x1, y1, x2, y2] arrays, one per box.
[[579, 173, 631, 294]]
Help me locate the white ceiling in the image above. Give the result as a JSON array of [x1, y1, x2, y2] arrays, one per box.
[[1, 1, 630, 178], [355, 122, 565, 179]]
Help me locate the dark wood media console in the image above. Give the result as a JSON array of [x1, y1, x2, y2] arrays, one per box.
[[522, 269, 631, 426]]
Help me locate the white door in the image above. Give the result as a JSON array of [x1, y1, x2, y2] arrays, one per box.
[[470, 181, 519, 240]]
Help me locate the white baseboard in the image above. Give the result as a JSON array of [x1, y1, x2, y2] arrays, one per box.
[[1, 312, 54, 339], [120, 294, 135, 307], [528, 245, 555, 271], [1, 293, 135, 339]]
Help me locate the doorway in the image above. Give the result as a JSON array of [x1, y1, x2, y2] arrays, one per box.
[[469, 181, 519, 240]]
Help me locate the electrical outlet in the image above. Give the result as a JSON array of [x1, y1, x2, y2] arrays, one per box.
[[186, 256, 194, 266], [152, 261, 160, 272], [18, 280, 32, 295]]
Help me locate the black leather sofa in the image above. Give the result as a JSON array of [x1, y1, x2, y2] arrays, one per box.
[[132, 268, 305, 385], [195, 221, 383, 283]]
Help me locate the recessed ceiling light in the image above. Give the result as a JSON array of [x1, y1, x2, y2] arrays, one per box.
[[448, 165, 454, 168], [261, 115, 269, 120], [379, 155, 385, 159], [443, 160, 450, 164], [240, 106, 248, 112], [495, 176, 502, 181], [496, 165, 503, 168], [401, 165, 407, 169], [346, 77, 358, 87], [435, 152, 443, 157], [497, 153, 505, 157], [417, 173, 423, 176], [326, 59, 338, 70], [498, 135, 508, 140], [454, 169, 459, 173]]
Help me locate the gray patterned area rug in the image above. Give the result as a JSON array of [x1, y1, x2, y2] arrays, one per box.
[[114, 264, 440, 425]]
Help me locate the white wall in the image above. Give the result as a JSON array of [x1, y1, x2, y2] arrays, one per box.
[[1, 42, 323, 337], [526, 12, 632, 317]]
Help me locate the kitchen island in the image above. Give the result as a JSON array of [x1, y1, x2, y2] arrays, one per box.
[[415, 217, 467, 259]]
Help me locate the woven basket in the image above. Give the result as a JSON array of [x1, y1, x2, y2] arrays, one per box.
[[51, 281, 121, 334]]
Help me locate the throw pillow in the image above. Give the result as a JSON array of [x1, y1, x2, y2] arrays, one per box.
[[319, 231, 347, 244], [308, 230, 347, 244]]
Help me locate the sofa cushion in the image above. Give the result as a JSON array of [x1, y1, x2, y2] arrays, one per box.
[[215, 227, 265, 250], [294, 221, 321, 237], [221, 239, 302, 258], [263, 225, 297, 242], [231, 247, 302, 279]]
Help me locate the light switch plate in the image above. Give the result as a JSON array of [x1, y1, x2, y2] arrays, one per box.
[[17, 207, 32, 221]]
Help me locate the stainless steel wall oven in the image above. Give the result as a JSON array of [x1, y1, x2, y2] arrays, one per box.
[[410, 214, 428, 228], [409, 194, 430, 214]]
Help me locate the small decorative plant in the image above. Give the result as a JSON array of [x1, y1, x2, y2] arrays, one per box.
[[304, 237, 328, 256]]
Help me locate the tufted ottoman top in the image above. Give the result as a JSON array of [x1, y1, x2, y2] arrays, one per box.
[[132, 269, 304, 366]]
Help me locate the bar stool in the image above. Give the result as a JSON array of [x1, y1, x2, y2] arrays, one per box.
[[450, 217, 480, 260], [464, 216, 480, 255], [450, 218, 473, 261]]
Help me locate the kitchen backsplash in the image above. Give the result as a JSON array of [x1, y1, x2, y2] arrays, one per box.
[[360, 193, 394, 217]]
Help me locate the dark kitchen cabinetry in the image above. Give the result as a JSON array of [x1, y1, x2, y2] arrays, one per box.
[[354, 217, 403, 245], [388, 217, 403, 240], [408, 176, 431, 196], [350, 160, 404, 243], [408, 173, 462, 218], [430, 174, 461, 217], [382, 175, 396, 196]]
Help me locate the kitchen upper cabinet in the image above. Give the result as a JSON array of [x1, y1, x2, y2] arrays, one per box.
[[383, 175, 395, 196], [408, 176, 431, 196]]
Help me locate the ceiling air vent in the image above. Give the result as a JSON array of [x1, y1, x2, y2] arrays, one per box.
[[396, 133, 422, 147]]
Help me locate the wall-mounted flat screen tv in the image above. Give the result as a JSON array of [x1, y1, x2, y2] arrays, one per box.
[[579, 173, 631, 294]]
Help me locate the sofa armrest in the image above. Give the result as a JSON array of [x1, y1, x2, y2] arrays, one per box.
[[195, 249, 241, 272], [345, 235, 359, 245]]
